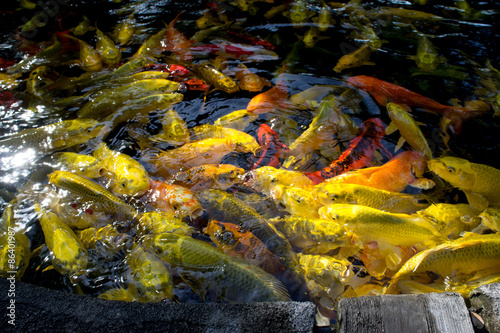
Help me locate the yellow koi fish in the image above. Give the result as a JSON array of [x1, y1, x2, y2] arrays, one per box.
[[428, 156, 500, 211], [92, 142, 150, 197]]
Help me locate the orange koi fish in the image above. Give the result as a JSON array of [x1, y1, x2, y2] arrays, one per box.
[[163, 13, 193, 62], [306, 118, 389, 184], [347, 75, 489, 133], [141, 180, 203, 219], [205, 220, 285, 274], [321, 150, 434, 193], [250, 124, 289, 169], [227, 30, 277, 51], [235, 63, 272, 92], [246, 73, 293, 114]]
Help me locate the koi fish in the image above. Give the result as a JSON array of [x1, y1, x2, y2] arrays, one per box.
[[191, 42, 278, 60], [61, 34, 102, 72], [247, 73, 293, 114], [306, 118, 389, 183], [316, 150, 435, 192], [227, 30, 276, 51], [163, 13, 193, 62], [234, 63, 272, 92], [204, 220, 285, 274], [172, 164, 245, 192], [141, 180, 203, 219], [333, 43, 374, 73], [250, 124, 289, 169], [428, 156, 500, 211], [347, 75, 490, 133]]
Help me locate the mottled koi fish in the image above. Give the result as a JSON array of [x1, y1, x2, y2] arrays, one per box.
[[250, 124, 289, 169], [347, 75, 489, 133], [306, 118, 389, 184], [227, 30, 277, 51]]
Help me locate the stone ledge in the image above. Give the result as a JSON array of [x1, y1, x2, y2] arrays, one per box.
[[470, 283, 500, 333]]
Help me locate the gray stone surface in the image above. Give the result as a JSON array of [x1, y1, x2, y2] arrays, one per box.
[[470, 283, 500, 333], [337, 292, 474, 333], [0, 278, 316, 333]]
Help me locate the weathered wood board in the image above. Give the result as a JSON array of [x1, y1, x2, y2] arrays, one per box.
[[337, 292, 474, 333]]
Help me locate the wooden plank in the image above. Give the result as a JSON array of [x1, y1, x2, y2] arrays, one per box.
[[337, 292, 474, 333]]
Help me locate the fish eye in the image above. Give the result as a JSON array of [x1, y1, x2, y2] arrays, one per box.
[[330, 194, 338, 201], [326, 236, 335, 242], [447, 166, 456, 173], [330, 214, 339, 221]]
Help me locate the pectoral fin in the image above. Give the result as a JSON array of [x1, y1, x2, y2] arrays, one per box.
[[385, 121, 398, 135], [465, 192, 489, 212], [395, 136, 406, 153]]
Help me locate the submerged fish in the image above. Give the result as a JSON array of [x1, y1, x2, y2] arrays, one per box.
[[205, 220, 285, 274], [34, 204, 88, 282], [92, 142, 150, 197], [172, 164, 245, 192], [386, 233, 500, 294], [385, 102, 433, 159], [143, 233, 291, 302], [428, 156, 500, 211], [48, 171, 138, 219], [312, 183, 432, 214], [333, 43, 374, 73]]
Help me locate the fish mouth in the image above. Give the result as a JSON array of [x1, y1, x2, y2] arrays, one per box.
[[190, 207, 204, 219], [241, 171, 255, 186]]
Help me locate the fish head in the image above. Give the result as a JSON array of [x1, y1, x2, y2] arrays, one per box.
[[313, 184, 356, 206], [113, 167, 150, 197], [214, 165, 245, 189], [427, 156, 475, 190], [347, 75, 374, 93]]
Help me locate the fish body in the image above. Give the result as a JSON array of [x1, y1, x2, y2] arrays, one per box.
[[0, 119, 103, 156], [368, 7, 444, 22], [408, 36, 444, 72], [93, 143, 150, 197], [319, 204, 442, 249], [214, 109, 258, 132], [131, 28, 167, 59], [235, 63, 272, 92], [189, 124, 261, 154], [7, 40, 61, 74], [188, 63, 239, 93], [480, 207, 500, 232], [27, 66, 53, 99], [270, 215, 354, 254], [385, 102, 433, 159], [144, 137, 241, 178], [153, 108, 189, 145], [287, 94, 357, 159], [76, 225, 132, 257], [48, 171, 138, 219], [196, 189, 301, 283], [34, 204, 88, 282], [143, 180, 203, 219], [205, 220, 284, 274], [113, 14, 136, 45], [250, 124, 289, 169], [77, 79, 179, 119], [0, 199, 31, 280], [428, 157, 500, 211], [386, 233, 500, 294], [333, 43, 374, 73], [307, 118, 388, 183], [136, 211, 193, 237], [62, 34, 102, 72], [52, 152, 106, 179], [320, 150, 433, 192], [96, 27, 122, 66], [417, 203, 480, 239], [244, 166, 315, 200], [163, 13, 193, 62], [143, 233, 291, 302], [126, 246, 173, 302], [312, 183, 431, 214], [347, 75, 488, 133], [278, 186, 322, 218], [172, 164, 245, 192], [247, 74, 291, 114]]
